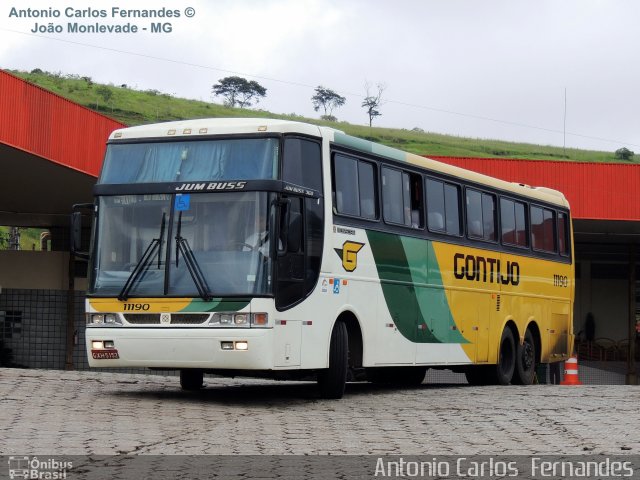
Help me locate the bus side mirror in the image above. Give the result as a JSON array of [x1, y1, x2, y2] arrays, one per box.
[[71, 203, 93, 260]]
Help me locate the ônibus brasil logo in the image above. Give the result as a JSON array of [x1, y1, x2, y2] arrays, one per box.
[[8, 456, 73, 479]]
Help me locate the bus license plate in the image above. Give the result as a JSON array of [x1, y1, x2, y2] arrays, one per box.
[[91, 350, 120, 360]]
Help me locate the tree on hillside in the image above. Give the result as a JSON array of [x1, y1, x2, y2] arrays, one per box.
[[361, 82, 385, 127], [615, 147, 634, 161], [212, 76, 267, 108], [311, 86, 346, 121]]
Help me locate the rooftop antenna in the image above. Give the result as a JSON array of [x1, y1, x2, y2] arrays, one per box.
[[563, 87, 567, 156]]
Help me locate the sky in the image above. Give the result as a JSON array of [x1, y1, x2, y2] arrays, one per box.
[[1, 0, 639, 152]]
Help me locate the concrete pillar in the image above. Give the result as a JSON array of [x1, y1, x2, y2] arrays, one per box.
[[627, 245, 637, 385]]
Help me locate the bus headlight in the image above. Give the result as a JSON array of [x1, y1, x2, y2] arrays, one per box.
[[208, 313, 269, 328], [87, 313, 122, 326]]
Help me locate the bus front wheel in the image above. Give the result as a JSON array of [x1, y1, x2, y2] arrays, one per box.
[[317, 321, 348, 399], [180, 369, 204, 391]]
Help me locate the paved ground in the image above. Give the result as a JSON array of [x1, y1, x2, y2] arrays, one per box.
[[0, 368, 638, 456]]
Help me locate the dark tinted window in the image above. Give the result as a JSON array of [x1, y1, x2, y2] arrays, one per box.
[[500, 198, 528, 247], [382, 167, 422, 228], [426, 178, 460, 235], [382, 167, 407, 225], [282, 138, 322, 191], [358, 161, 377, 220], [332, 154, 377, 220], [466, 189, 496, 241], [333, 155, 359, 216], [531, 205, 556, 252], [558, 212, 570, 256], [444, 184, 461, 235]]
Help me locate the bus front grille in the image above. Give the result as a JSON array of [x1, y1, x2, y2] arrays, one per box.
[[124, 314, 210, 325]]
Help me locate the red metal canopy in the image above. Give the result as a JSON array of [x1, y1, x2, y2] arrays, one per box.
[[0, 69, 124, 178]]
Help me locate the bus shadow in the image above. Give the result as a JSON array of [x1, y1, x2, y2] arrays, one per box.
[[108, 380, 470, 406]]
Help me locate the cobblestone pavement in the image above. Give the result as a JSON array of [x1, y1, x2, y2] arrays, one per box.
[[0, 368, 638, 456]]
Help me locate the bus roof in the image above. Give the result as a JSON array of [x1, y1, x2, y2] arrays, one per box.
[[109, 117, 327, 141], [109, 118, 569, 209]]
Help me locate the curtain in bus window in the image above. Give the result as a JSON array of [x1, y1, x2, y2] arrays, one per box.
[[333, 155, 360, 216], [100, 139, 278, 183], [514, 201, 527, 246], [500, 199, 516, 244], [358, 161, 377, 219], [542, 208, 555, 252], [426, 179, 445, 231], [481, 193, 496, 241], [101, 144, 184, 183], [382, 167, 405, 224], [531, 206, 555, 252], [501, 199, 528, 247], [466, 190, 483, 238], [444, 184, 460, 235]]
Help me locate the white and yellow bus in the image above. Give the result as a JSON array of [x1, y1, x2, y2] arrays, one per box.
[[81, 118, 574, 398]]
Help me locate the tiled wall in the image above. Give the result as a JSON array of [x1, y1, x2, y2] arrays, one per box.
[[0, 288, 86, 369]]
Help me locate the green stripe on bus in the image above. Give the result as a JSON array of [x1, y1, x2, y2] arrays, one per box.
[[333, 133, 407, 163], [367, 231, 468, 344], [181, 298, 251, 312]]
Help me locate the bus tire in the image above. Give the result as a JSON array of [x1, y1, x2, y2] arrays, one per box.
[[513, 329, 536, 385], [494, 327, 516, 385], [317, 321, 348, 399], [180, 369, 204, 391]]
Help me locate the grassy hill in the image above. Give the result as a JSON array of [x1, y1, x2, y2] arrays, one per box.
[[7, 68, 637, 163]]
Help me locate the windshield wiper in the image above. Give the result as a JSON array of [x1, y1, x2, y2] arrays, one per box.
[[175, 211, 213, 301], [118, 213, 165, 301]]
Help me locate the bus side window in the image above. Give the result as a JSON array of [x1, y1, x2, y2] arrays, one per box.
[[332, 153, 378, 220], [558, 212, 569, 256], [382, 167, 422, 228], [500, 198, 528, 247], [531, 205, 556, 253], [333, 154, 360, 216], [466, 188, 496, 242], [426, 178, 460, 235]]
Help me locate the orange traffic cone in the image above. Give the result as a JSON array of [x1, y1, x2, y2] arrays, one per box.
[[560, 355, 582, 385]]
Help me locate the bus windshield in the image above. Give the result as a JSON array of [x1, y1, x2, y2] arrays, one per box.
[[99, 137, 280, 184], [89, 192, 275, 297]]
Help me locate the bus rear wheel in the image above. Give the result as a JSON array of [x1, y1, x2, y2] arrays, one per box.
[[317, 321, 348, 399], [512, 329, 536, 385], [494, 327, 516, 385], [468, 328, 517, 385], [180, 369, 204, 391]]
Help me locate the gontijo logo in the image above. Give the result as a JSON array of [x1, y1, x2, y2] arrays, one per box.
[[334, 241, 365, 272]]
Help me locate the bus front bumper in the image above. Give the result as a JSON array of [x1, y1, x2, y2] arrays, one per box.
[[86, 327, 273, 370]]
